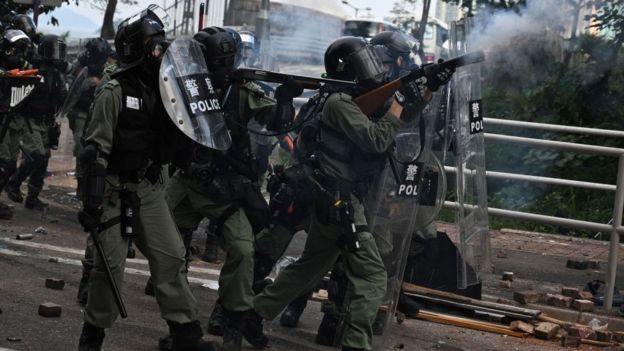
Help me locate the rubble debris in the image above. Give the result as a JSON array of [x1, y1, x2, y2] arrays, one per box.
[[588, 260, 600, 269], [502, 272, 514, 282], [571, 299, 593, 312], [496, 298, 514, 305], [34, 226, 47, 235], [566, 259, 589, 270], [499, 281, 512, 289], [561, 335, 581, 347], [38, 302, 62, 317], [561, 287, 579, 298], [6, 337, 21, 342], [567, 325, 596, 340], [496, 251, 508, 259], [596, 330, 613, 343], [587, 318, 608, 332], [613, 331, 624, 343], [534, 322, 560, 340], [45, 278, 65, 290], [545, 294, 573, 308], [513, 290, 542, 305], [510, 320, 534, 334], [575, 291, 593, 300], [48, 257, 59, 263], [15, 234, 33, 240]]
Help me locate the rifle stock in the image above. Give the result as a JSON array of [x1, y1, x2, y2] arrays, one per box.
[[353, 50, 485, 116]]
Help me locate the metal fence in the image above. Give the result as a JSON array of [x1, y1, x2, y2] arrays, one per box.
[[448, 117, 624, 310]]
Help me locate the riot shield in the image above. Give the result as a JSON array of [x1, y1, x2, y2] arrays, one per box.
[[159, 37, 232, 150], [56, 66, 87, 120], [0, 75, 39, 113], [448, 18, 491, 290]]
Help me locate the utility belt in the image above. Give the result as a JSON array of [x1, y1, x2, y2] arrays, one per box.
[[113, 163, 162, 185], [313, 173, 369, 252], [96, 184, 141, 259]]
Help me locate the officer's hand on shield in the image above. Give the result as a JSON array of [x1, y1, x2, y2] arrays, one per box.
[[275, 77, 303, 103], [424, 59, 455, 91]]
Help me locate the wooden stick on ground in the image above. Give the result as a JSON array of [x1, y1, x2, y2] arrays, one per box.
[[415, 310, 528, 338]]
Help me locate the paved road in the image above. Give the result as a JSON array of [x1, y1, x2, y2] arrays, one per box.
[[0, 180, 620, 351]]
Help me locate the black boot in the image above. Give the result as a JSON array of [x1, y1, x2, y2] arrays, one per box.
[[242, 309, 268, 349], [78, 322, 105, 351], [342, 347, 365, 351], [24, 195, 48, 211], [315, 314, 340, 346], [0, 201, 13, 220], [207, 299, 225, 336], [167, 320, 219, 351], [396, 290, 421, 318], [4, 182, 23, 203], [77, 261, 93, 305], [23, 154, 49, 211], [222, 310, 244, 351], [279, 290, 311, 328]]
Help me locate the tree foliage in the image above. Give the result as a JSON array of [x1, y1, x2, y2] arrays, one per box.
[[592, 0, 624, 47]]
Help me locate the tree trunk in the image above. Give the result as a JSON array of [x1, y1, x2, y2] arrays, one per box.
[[101, 0, 118, 39], [415, 0, 432, 64]]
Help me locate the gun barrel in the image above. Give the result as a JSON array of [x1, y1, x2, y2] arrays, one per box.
[[444, 50, 486, 69]]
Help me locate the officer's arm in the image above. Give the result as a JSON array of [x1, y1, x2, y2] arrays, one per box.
[[324, 93, 403, 154], [240, 83, 276, 125], [83, 81, 122, 166]]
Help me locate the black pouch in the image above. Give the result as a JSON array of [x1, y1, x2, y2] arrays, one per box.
[[119, 189, 141, 239]]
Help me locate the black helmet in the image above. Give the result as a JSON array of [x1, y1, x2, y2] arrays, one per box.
[[11, 14, 36, 38], [324, 36, 386, 85], [223, 27, 243, 68], [38, 34, 66, 61], [115, 5, 167, 67], [0, 29, 31, 69], [370, 31, 418, 76], [78, 37, 111, 67], [194, 26, 237, 71]]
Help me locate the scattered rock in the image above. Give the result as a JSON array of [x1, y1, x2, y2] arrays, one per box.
[[499, 281, 512, 289], [566, 259, 589, 270], [34, 226, 47, 235], [15, 234, 33, 240], [45, 278, 65, 290], [502, 272, 514, 282], [38, 302, 61, 318], [545, 294, 573, 308], [571, 299, 594, 312], [588, 260, 601, 269], [561, 335, 581, 347], [496, 251, 508, 259], [534, 322, 560, 340], [510, 320, 534, 334], [513, 290, 542, 305], [575, 291, 593, 300], [566, 325, 596, 340], [596, 330, 614, 343], [6, 337, 21, 342], [561, 287, 579, 298]]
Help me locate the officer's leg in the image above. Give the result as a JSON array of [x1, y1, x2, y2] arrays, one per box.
[[134, 180, 217, 350], [77, 236, 95, 305], [24, 125, 50, 210], [80, 187, 128, 349], [0, 125, 19, 219], [338, 203, 387, 351], [316, 259, 348, 345]]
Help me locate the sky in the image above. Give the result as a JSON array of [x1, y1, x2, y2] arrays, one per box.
[[37, 0, 395, 38]]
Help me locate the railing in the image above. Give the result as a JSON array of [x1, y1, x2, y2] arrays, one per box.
[[163, 0, 196, 37], [454, 117, 624, 310]]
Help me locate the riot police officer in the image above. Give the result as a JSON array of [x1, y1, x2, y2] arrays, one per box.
[[0, 29, 31, 220], [76, 7, 218, 351], [4, 34, 67, 210], [164, 26, 300, 351], [249, 36, 454, 351]]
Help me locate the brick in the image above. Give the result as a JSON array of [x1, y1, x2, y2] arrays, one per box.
[[567, 259, 589, 270], [38, 302, 61, 317], [561, 335, 581, 348], [588, 260, 600, 269], [499, 281, 512, 289], [496, 298, 514, 305], [561, 287, 579, 298], [575, 291, 593, 300], [510, 320, 534, 334], [545, 294, 573, 308], [45, 278, 65, 290], [596, 330, 613, 343], [567, 325, 596, 340], [534, 322, 560, 340], [571, 299, 593, 312], [502, 272, 514, 281], [496, 251, 508, 259], [613, 331, 624, 342], [513, 290, 542, 305]]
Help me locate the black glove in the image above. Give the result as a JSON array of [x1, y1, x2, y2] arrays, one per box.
[[275, 77, 304, 103], [424, 60, 455, 91], [396, 79, 426, 105], [78, 207, 102, 233]]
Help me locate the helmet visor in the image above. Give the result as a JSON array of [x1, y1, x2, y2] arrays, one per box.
[[349, 45, 386, 84]]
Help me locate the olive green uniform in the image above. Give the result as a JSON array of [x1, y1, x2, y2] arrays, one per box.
[[254, 92, 403, 350], [82, 78, 199, 328], [167, 81, 275, 313]]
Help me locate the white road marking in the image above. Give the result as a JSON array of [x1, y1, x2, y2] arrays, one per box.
[[0, 347, 20, 351], [0, 243, 220, 290], [0, 237, 221, 276]]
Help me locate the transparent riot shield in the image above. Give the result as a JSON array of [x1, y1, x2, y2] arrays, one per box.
[[159, 37, 232, 150], [448, 18, 491, 290], [56, 67, 87, 120]]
